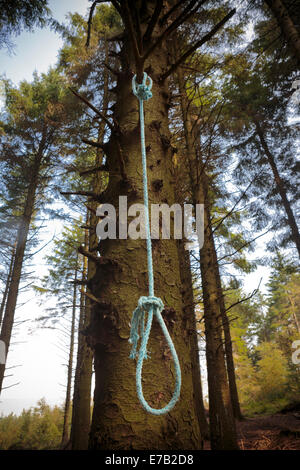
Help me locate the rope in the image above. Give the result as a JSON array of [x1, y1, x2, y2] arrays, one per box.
[[129, 72, 181, 415]]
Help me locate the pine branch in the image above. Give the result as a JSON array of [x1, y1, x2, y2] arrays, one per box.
[[160, 9, 236, 81], [143, 0, 202, 62], [86, 1, 101, 48], [69, 88, 115, 132], [225, 279, 262, 313], [144, 0, 164, 42]]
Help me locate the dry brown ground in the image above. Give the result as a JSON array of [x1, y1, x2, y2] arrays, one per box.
[[237, 412, 300, 450], [203, 410, 300, 450]]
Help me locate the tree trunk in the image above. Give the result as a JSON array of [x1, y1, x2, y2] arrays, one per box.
[[70, 221, 93, 450], [214, 257, 243, 421], [61, 265, 78, 448], [198, 173, 239, 450], [254, 118, 300, 259], [0, 150, 42, 395], [0, 243, 16, 328], [177, 240, 209, 441], [88, 10, 201, 449], [265, 0, 300, 63]]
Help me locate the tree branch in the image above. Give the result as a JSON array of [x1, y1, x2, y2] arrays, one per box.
[[86, 1, 100, 48], [225, 279, 262, 313], [82, 137, 106, 149], [143, 0, 202, 61], [70, 88, 115, 132], [160, 8, 236, 81], [144, 0, 164, 42]]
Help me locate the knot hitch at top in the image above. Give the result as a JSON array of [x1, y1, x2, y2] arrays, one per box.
[[129, 295, 164, 361], [132, 72, 153, 101]]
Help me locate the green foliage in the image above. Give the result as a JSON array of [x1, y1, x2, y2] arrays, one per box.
[[228, 255, 300, 416], [0, 399, 64, 450], [0, 0, 51, 50]]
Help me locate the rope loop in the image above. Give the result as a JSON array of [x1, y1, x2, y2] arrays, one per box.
[[132, 72, 153, 101]]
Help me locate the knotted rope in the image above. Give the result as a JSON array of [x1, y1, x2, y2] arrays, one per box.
[[129, 72, 181, 415]]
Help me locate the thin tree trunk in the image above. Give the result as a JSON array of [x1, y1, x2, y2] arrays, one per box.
[[265, 0, 300, 63], [61, 265, 78, 447], [254, 118, 300, 259], [0, 149, 43, 395], [70, 220, 93, 450], [177, 240, 209, 441], [88, 5, 201, 449], [0, 243, 16, 328], [198, 175, 239, 450], [217, 275, 243, 420]]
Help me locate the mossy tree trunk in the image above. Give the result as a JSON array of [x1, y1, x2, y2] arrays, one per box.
[[87, 4, 202, 450]]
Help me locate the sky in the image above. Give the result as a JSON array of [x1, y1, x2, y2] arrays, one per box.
[[0, 0, 274, 417]]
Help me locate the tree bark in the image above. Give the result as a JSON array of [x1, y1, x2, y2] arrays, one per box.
[[88, 4, 202, 450], [254, 118, 300, 259], [0, 149, 43, 395], [265, 0, 300, 63], [61, 264, 78, 448]]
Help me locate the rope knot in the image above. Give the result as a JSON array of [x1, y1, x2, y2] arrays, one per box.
[[138, 295, 164, 312], [132, 72, 153, 101], [129, 295, 163, 360]]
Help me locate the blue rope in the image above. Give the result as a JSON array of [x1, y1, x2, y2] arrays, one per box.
[[129, 72, 181, 415]]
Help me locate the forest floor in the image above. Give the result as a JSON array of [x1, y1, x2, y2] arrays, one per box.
[[237, 412, 300, 450], [203, 404, 300, 450]]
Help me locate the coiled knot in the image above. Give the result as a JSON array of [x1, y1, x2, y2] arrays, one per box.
[[132, 72, 153, 101], [129, 295, 164, 360]]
